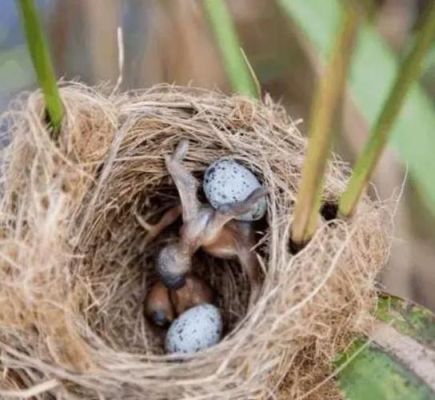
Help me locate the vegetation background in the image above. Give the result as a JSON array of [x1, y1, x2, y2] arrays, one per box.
[[1, 0, 435, 310]]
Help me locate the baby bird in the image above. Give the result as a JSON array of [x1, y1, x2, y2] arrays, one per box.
[[145, 275, 213, 327], [170, 274, 214, 315], [145, 281, 174, 327], [144, 140, 266, 304]]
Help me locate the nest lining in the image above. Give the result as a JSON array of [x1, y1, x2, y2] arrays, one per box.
[[0, 83, 391, 400]]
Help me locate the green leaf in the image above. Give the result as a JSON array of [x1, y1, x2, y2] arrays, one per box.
[[336, 294, 435, 400], [277, 0, 435, 214], [375, 293, 435, 346], [203, 0, 259, 98], [337, 340, 434, 400]]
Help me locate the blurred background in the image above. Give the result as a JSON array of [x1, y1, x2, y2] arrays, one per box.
[[1, 0, 435, 310]]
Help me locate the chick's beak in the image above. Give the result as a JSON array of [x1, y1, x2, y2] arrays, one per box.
[[152, 310, 171, 327]]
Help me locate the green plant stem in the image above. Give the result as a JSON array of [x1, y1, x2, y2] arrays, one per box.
[[203, 0, 258, 98], [338, 2, 435, 218], [291, 3, 359, 246], [361, 0, 377, 21], [17, 0, 63, 136]]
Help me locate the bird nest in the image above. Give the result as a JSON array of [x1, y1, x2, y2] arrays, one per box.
[[0, 84, 391, 399]]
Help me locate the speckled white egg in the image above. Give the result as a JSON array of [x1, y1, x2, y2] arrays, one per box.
[[165, 304, 223, 354], [203, 158, 267, 221]]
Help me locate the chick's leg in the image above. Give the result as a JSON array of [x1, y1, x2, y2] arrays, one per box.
[[238, 246, 261, 308], [136, 205, 182, 246], [165, 140, 200, 222]]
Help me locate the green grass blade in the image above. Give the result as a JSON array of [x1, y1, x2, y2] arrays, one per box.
[[17, 0, 63, 136], [240, 48, 261, 99], [291, 2, 359, 246], [277, 0, 435, 215], [203, 0, 259, 98], [339, 3, 435, 217]]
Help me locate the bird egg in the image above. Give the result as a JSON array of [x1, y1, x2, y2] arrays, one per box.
[[165, 304, 223, 354], [203, 158, 266, 221]]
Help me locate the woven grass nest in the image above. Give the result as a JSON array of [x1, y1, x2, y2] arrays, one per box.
[[0, 83, 391, 399]]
